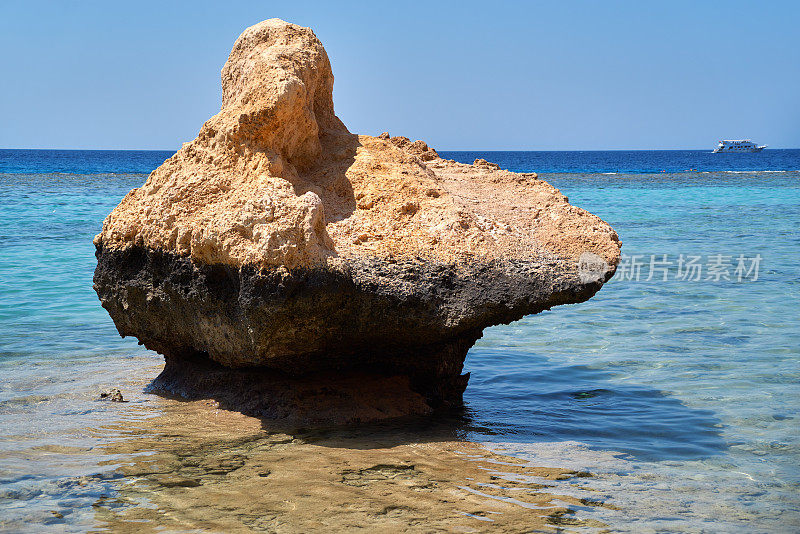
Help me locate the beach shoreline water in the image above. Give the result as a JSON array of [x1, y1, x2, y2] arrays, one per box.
[[0, 359, 612, 532], [1, 152, 799, 531]]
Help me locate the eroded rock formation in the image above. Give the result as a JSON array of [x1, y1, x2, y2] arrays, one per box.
[[94, 19, 621, 426]]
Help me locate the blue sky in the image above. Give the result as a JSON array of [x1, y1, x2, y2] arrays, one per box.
[[1, 1, 798, 150]]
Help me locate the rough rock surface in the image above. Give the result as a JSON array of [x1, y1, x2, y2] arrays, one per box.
[[94, 19, 621, 425]]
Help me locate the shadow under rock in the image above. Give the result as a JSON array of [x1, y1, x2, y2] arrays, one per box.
[[145, 350, 473, 438], [464, 350, 729, 463], [289, 410, 481, 450], [144, 347, 728, 460]]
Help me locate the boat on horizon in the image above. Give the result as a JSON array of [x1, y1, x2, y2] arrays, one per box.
[[713, 139, 767, 153]]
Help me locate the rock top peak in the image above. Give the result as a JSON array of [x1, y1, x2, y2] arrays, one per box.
[[96, 19, 619, 272], [219, 18, 345, 168]]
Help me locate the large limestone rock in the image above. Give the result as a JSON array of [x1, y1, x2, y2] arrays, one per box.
[[94, 19, 620, 425]]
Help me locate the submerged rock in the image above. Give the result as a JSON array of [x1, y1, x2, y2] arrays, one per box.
[[99, 388, 124, 402], [94, 19, 620, 425]]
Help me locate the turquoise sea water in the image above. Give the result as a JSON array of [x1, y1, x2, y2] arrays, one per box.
[[1, 149, 799, 531]]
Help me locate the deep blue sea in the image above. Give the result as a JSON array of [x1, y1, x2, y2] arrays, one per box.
[[1, 149, 799, 532]]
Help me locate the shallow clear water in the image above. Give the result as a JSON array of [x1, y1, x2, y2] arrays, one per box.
[[1, 150, 799, 532]]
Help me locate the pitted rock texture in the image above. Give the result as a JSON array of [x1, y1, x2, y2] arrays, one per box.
[[94, 18, 621, 425]]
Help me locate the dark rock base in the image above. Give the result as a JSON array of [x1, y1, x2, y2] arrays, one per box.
[[94, 244, 607, 423], [149, 352, 438, 427]]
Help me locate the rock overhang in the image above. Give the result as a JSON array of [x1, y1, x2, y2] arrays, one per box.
[[93, 18, 620, 426]]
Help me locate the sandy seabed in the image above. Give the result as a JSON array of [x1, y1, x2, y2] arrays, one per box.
[[92, 391, 612, 533]]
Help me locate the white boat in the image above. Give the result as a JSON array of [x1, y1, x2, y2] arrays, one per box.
[[713, 139, 767, 153]]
